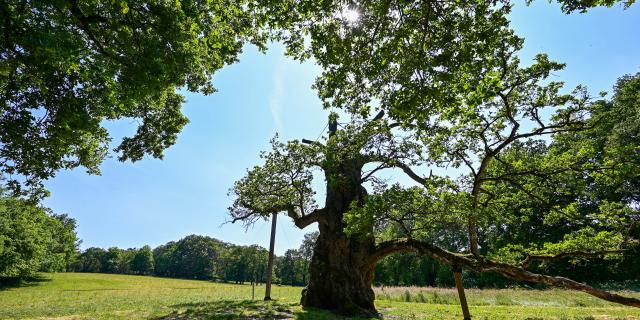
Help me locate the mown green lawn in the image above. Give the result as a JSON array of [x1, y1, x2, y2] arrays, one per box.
[[0, 273, 639, 319]]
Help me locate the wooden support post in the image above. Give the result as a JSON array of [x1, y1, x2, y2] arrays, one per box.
[[264, 212, 277, 300], [453, 265, 472, 320]]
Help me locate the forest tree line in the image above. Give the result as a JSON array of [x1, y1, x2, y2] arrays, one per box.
[[69, 233, 318, 286], [72, 232, 640, 289], [0, 189, 640, 288], [2, 191, 638, 288]]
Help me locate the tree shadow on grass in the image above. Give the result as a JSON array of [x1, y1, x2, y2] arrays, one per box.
[[0, 275, 51, 291], [151, 300, 376, 320]]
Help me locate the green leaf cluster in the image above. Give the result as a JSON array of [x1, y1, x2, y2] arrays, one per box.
[[0, 0, 269, 198], [0, 192, 78, 278]]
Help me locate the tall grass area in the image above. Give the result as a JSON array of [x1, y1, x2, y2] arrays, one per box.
[[1, 273, 639, 319], [374, 286, 640, 307], [374, 286, 640, 320]]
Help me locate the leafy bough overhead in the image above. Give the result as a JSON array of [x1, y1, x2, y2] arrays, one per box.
[[229, 47, 640, 313], [0, 0, 270, 199]]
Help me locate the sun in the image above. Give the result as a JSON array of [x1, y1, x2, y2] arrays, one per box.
[[341, 6, 360, 24]]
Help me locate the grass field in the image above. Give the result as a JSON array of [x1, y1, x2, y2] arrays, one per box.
[[1, 273, 639, 319]]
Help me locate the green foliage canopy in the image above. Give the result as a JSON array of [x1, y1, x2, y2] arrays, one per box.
[[0, 0, 268, 198], [231, 0, 640, 307], [0, 193, 78, 279], [543, 0, 635, 13], [130, 245, 154, 275]]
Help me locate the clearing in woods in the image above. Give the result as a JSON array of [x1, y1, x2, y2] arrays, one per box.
[[0, 273, 639, 319]]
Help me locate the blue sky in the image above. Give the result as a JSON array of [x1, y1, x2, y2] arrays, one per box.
[[43, 1, 639, 255]]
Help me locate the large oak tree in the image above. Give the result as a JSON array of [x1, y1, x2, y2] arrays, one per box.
[[1, 0, 637, 315], [231, 0, 639, 316], [230, 68, 640, 317]]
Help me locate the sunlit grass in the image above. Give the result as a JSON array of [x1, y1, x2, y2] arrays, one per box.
[[0, 273, 302, 319], [0, 273, 639, 319], [374, 286, 640, 320], [374, 286, 640, 307]]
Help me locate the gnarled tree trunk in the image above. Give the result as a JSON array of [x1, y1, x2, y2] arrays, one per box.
[[301, 227, 377, 316], [300, 160, 379, 316]]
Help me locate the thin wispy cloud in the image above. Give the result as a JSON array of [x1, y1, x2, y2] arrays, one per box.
[[269, 57, 287, 133]]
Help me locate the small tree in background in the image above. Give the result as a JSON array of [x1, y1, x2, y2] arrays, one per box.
[[299, 232, 318, 285], [152, 242, 176, 278], [130, 246, 154, 275], [171, 235, 221, 280], [39, 214, 79, 273]]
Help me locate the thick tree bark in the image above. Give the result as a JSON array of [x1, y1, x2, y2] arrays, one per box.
[[300, 160, 379, 316], [301, 228, 377, 316]]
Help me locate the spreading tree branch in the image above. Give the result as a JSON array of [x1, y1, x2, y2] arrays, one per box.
[[372, 238, 640, 308], [392, 161, 428, 185], [287, 207, 327, 229]]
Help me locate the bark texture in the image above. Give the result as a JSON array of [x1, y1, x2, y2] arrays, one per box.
[[301, 228, 377, 316], [300, 159, 379, 316]]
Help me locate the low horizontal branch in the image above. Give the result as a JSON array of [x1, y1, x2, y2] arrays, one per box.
[[230, 205, 326, 229], [287, 207, 326, 229], [372, 238, 640, 308]]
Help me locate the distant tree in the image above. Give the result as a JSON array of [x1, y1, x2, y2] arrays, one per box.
[[298, 232, 318, 284], [277, 249, 301, 286], [217, 244, 268, 284], [71, 247, 106, 273], [152, 242, 176, 277], [217, 245, 245, 283], [0, 195, 48, 278], [102, 247, 124, 273], [171, 235, 221, 279], [119, 249, 137, 274], [245, 245, 269, 285], [375, 253, 433, 287], [130, 246, 154, 275]]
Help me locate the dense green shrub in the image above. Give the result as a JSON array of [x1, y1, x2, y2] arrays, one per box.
[[0, 194, 78, 280]]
